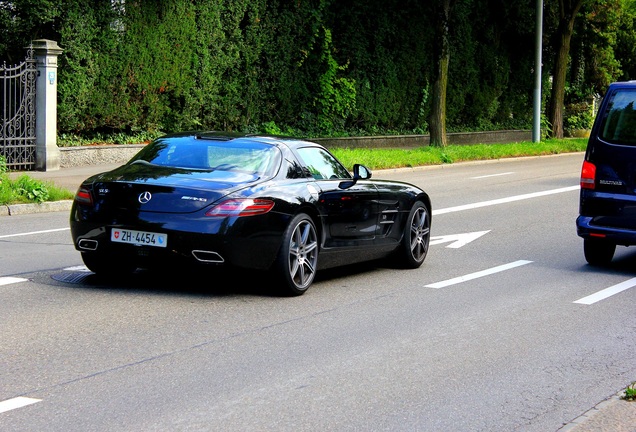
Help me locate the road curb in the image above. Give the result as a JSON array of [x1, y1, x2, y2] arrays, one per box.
[[559, 390, 636, 431], [4, 200, 73, 216]]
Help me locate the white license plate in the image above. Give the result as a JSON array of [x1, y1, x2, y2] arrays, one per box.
[[111, 228, 168, 248]]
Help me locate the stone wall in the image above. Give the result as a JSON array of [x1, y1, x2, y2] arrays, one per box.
[[60, 145, 145, 168], [313, 130, 531, 149], [59, 130, 532, 168]]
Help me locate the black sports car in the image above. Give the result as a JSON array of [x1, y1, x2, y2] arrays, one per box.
[[70, 132, 432, 295]]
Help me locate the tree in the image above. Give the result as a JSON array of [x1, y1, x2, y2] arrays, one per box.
[[0, 0, 59, 63], [547, 0, 584, 138], [429, 0, 456, 147], [614, 0, 636, 81]]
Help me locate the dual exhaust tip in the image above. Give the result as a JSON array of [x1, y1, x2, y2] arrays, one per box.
[[191, 250, 224, 263], [77, 239, 224, 263], [78, 239, 98, 251]]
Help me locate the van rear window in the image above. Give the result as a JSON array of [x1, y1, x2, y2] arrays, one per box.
[[599, 89, 636, 145]]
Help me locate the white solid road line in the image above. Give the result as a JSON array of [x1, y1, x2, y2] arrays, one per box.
[[425, 260, 533, 289], [433, 185, 579, 215], [0, 276, 28, 286], [470, 172, 514, 179], [0, 227, 69, 239], [574, 277, 636, 305], [0, 397, 41, 414], [1, 186, 579, 240]]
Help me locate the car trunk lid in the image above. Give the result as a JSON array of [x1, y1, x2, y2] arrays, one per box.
[[85, 165, 257, 214]]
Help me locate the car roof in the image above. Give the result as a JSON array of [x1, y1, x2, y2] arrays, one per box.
[[161, 131, 320, 151], [608, 80, 636, 89]]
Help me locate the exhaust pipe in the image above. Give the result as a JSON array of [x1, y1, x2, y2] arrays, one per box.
[[78, 239, 98, 251], [192, 250, 225, 263]]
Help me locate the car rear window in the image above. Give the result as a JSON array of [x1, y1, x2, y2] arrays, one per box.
[[599, 88, 636, 145], [131, 136, 281, 176]]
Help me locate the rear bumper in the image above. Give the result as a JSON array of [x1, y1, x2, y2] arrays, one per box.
[[576, 215, 636, 245], [70, 214, 288, 271]]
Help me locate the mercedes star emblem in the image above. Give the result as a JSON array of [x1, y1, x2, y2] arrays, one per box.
[[138, 191, 152, 204]]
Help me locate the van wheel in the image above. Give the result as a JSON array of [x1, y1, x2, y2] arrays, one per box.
[[583, 238, 616, 265]]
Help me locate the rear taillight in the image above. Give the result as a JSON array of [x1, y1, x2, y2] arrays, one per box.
[[205, 198, 275, 217], [580, 161, 596, 190], [74, 187, 93, 205]]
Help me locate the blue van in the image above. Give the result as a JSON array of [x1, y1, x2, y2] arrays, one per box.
[[577, 81, 636, 264]]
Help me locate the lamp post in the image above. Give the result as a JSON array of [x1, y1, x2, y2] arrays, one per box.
[[533, 0, 543, 143]]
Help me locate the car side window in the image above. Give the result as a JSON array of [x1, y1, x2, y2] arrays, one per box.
[[600, 90, 636, 145], [296, 147, 351, 180]]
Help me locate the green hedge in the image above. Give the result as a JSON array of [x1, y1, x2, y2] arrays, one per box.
[[4, 0, 621, 137]]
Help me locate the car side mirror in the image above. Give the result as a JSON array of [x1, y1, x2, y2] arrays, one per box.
[[339, 164, 372, 189], [356, 164, 371, 180]]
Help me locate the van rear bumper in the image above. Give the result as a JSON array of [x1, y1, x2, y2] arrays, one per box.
[[576, 215, 636, 246]]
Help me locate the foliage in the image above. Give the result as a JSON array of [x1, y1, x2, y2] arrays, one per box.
[[624, 382, 636, 401], [11, 175, 50, 203], [0, 154, 73, 205], [56, 1, 118, 133], [0, 155, 7, 204], [615, 0, 636, 81], [0, 0, 59, 63], [58, 130, 163, 147], [564, 101, 596, 134], [331, 138, 588, 170], [0, 1, 634, 139], [314, 27, 356, 133], [0, 181, 11, 206]]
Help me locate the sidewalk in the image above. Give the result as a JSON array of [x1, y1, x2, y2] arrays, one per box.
[[558, 389, 636, 431], [11, 162, 123, 192], [3, 162, 636, 431]]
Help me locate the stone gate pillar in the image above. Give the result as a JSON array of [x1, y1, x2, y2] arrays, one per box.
[[32, 39, 63, 171]]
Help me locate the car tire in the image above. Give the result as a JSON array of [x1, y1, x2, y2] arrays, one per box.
[[273, 213, 319, 296], [394, 201, 430, 269], [583, 238, 616, 265], [81, 252, 137, 276]]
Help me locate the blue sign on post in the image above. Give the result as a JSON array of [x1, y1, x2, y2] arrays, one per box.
[[48, 71, 55, 84]]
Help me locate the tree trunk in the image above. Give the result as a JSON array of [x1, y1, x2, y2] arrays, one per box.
[[429, 0, 453, 147], [547, 0, 584, 139]]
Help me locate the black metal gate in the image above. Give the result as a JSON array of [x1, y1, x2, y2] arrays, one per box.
[[1, 46, 37, 171]]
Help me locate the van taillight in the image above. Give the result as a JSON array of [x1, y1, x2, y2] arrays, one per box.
[[580, 161, 596, 190]]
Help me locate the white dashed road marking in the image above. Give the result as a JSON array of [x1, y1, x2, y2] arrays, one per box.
[[425, 260, 533, 289], [0, 277, 28, 286], [0, 397, 41, 414], [64, 266, 91, 272], [433, 186, 579, 215], [574, 277, 636, 305]]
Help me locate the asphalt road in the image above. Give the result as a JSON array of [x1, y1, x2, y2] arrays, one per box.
[[1, 153, 635, 431]]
